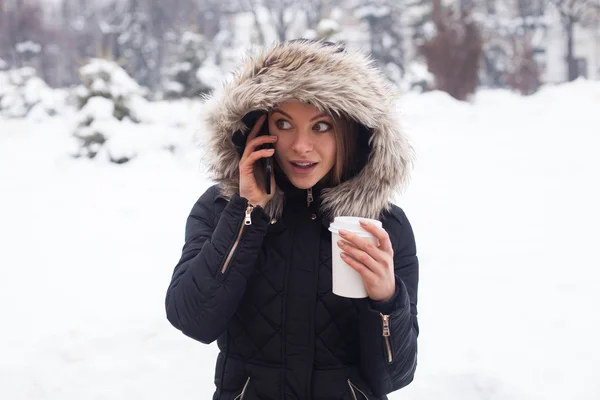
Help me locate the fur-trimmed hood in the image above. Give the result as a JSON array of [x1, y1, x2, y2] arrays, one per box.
[[202, 40, 414, 222]]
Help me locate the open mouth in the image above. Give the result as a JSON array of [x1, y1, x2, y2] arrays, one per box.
[[290, 161, 318, 174]]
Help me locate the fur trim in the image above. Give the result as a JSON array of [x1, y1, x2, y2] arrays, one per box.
[[202, 40, 414, 222]]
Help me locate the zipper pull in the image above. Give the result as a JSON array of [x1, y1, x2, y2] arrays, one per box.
[[381, 313, 391, 337], [244, 205, 254, 226], [307, 187, 313, 208]]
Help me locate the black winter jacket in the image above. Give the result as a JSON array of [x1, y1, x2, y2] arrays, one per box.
[[165, 40, 419, 400]]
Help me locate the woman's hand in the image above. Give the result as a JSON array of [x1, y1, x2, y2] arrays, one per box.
[[337, 220, 396, 302], [239, 114, 278, 208]]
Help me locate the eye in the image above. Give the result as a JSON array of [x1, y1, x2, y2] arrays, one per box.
[[314, 121, 333, 133], [275, 119, 292, 130]]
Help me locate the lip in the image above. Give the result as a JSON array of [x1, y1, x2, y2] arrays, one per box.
[[289, 161, 318, 175], [290, 160, 318, 164]]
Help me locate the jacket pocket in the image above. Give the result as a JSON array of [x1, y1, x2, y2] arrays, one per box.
[[347, 378, 369, 400], [233, 376, 251, 400], [380, 313, 393, 364]]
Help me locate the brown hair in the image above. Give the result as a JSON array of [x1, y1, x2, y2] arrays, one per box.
[[326, 115, 360, 186]]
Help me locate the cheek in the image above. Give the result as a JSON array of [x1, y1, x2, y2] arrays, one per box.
[[273, 137, 290, 164], [323, 136, 337, 165], [273, 137, 288, 154]]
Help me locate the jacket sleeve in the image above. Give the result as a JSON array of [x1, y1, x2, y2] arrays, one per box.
[[165, 185, 270, 344], [358, 208, 419, 396]]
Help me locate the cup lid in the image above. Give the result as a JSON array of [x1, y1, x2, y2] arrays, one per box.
[[328, 216, 382, 235]]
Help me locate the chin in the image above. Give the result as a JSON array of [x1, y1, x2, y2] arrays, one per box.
[[286, 174, 322, 190]]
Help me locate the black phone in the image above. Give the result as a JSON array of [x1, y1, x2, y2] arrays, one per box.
[[233, 111, 273, 195], [258, 115, 273, 195]]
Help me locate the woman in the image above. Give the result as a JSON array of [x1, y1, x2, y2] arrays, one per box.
[[165, 40, 419, 400]]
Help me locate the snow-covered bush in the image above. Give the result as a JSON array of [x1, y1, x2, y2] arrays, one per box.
[[72, 59, 150, 162], [0, 67, 60, 119], [317, 19, 341, 39], [161, 32, 216, 99], [72, 59, 188, 164], [71, 97, 190, 164], [400, 61, 435, 93], [72, 96, 116, 160], [75, 58, 147, 122]]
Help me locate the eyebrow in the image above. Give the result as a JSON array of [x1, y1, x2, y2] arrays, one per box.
[[272, 109, 293, 120], [310, 112, 330, 121], [272, 109, 330, 121]]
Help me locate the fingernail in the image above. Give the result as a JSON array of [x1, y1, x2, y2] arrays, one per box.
[[339, 229, 348, 236], [359, 220, 368, 226], [337, 240, 345, 247], [340, 253, 347, 259]]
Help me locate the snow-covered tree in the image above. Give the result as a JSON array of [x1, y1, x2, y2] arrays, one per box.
[[73, 59, 147, 161], [0, 67, 59, 119], [548, 0, 600, 80], [99, 0, 159, 89], [239, 0, 342, 44], [355, 0, 429, 82], [400, 61, 435, 92], [15, 40, 42, 67], [76, 58, 146, 120], [161, 31, 215, 99], [123, 0, 158, 88], [471, 0, 548, 90], [315, 18, 341, 40]]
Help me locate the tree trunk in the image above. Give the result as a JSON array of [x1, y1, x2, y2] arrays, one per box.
[[566, 16, 577, 81], [277, 9, 287, 41]]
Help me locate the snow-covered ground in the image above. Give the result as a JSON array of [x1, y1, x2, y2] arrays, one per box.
[[1, 80, 599, 399]]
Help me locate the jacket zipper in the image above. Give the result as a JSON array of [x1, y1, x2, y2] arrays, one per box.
[[234, 376, 250, 400], [307, 187, 313, 208], [220, 204, 254, 274], [381, 313, 393, 364], [347, 378, 369, 400]]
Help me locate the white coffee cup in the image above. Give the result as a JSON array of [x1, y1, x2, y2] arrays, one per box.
[[328, 216, 383, 298]]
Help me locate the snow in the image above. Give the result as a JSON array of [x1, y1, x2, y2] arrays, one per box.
[[1, 80, 600, 399], [72, 95, 200, 163], [15, 41, 42, 54], [354, 5, 392, 19], [401, 61, 434, 92], [79, 59, 146, 102], [317, 18, 341, 36], [79, 96, 116, 122], [0, 68, 62, 119], [195, 61, 223, 91]]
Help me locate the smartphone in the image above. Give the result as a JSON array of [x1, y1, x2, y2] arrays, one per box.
[[233, 111, 273, 195], [257, 115, 273, 195]]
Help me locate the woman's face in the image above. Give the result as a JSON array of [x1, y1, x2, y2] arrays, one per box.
[[268, 100, 337, 190]]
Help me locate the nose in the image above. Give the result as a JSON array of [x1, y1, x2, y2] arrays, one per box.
[[291, 131, 314, 154]]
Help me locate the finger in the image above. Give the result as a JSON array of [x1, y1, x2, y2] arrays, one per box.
[[338, 239, 379, 273], [340, 251, 377, 282], [241, 148, 275, 171], [358, 220, 394, 254], [338, 230, 387, 264], [242, 135, 277, 160], [247, 134, 278, 151]]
